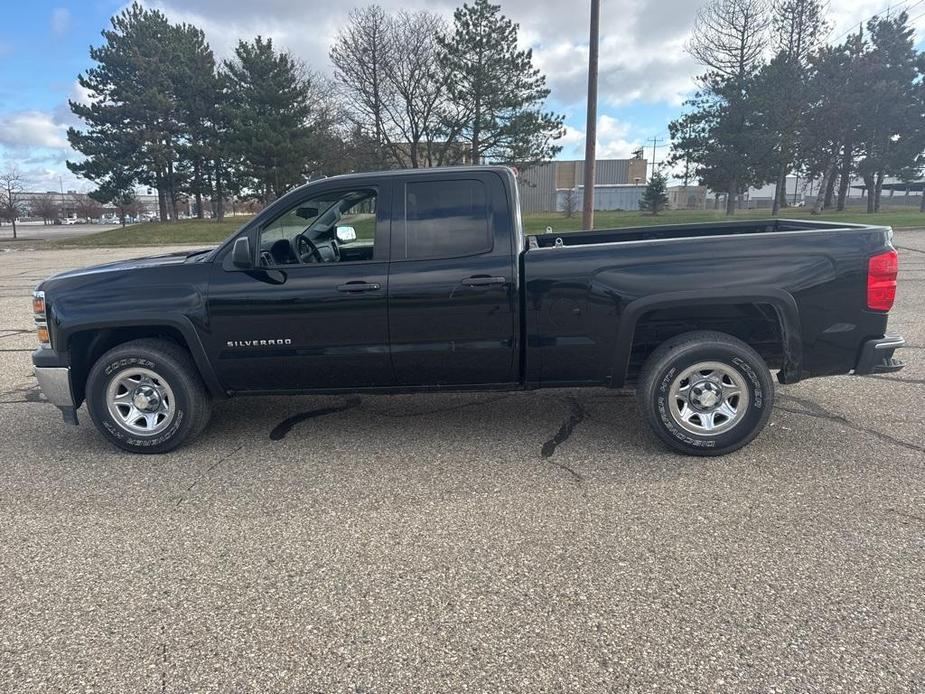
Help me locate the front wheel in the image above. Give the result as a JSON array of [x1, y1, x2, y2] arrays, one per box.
[[637, 331, 774, 456], [86, 338, 212, 453]]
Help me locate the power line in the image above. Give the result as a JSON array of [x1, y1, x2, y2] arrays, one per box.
[[905, 4, 925, 25], [826, 0, 924, 44]]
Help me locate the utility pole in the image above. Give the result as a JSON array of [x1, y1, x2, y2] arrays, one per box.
[[648, 136, 665, 180], [582, 0, 600, 231]]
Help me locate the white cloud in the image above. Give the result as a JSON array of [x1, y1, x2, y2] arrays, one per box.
[[0, 111, 69, 150], [150, 0, 703, 110], [559, 116, 640, 159], [51, 7, 71, 37]]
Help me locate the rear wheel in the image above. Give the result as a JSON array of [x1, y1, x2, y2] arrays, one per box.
[[86, 338, 212, 453], [637, 331, 774, 456]]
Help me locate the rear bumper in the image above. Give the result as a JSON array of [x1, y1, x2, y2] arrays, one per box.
[[854, 334, 906, 375]]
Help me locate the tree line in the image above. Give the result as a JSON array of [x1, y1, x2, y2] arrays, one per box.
[[669, 0, 925, 215], [66, 0, 564, 224]]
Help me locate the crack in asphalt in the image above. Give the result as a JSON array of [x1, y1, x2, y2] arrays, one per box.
[[541, 398, 587, 486], [269, 397, 362, 441], [896, 245, 925, 255], [0, 329, 33, 341], [777, 394, 925, 456], [174, 444, 245, 508], [888, 508, 925, 525]]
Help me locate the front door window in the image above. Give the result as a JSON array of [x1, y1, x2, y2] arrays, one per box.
[[258, 188, 378, 266]]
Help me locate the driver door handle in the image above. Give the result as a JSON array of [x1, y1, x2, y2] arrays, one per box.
[[461, 275, 507, 287], [337, 281, 381, 293]]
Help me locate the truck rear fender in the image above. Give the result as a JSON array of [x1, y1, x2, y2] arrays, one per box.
[[611, 287, 802, 387]]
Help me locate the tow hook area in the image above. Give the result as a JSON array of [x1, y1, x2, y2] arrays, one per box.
[[854, 334, 906, 375]]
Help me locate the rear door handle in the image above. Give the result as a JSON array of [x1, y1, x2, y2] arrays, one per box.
[[337, 281, 381, 293], [461, 276, 507, 287]]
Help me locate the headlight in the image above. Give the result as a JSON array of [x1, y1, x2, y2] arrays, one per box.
[[32, 290, 50, 349]]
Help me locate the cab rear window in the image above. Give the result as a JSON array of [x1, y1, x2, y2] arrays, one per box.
[[403, 179, 491, 259]]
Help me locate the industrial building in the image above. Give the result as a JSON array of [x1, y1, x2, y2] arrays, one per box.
[[517, 158, 649, 213]]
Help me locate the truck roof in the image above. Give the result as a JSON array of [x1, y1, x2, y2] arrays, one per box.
[[313, 165, 516, 184]]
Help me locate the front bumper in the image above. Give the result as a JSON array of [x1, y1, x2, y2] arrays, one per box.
[[854, 334, 906, 375], [34, 366, 79, 424]]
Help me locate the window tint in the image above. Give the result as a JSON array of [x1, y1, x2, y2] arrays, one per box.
[[404, 179, 490, 259]]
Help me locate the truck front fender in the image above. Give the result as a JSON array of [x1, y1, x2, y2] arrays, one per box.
[[58, 314, 225, 400]]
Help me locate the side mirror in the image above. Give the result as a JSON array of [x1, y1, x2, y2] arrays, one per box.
[[231, 237, 252, 268], [336, 225, 357, 243], [296, 206, 319, 220]]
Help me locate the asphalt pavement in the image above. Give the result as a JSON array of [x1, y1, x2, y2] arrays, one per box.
[[0, 234, 922, 692]]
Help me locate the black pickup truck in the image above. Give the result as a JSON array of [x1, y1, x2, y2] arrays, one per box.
[[31, 166, 904, 455]]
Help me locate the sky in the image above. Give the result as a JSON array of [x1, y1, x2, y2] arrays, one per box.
[[2, 0, 925, 192]]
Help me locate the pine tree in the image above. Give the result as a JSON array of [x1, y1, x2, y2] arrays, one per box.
[[669, 0, 770, 215], [172, 22, 223, 219], [68, 3, 185, 222], [854, 12, 923, 213], [223, 37, 320, 202], [639, 171, 670, 215], [438, 0, 564, 165]]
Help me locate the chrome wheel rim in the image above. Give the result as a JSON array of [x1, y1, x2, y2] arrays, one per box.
[[106, 368, 176, 436], [668, 361, 749, 436]]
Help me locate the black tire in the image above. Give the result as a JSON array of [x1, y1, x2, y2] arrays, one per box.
[[637, 330, 774, 456], [85, 338, 212, 454]]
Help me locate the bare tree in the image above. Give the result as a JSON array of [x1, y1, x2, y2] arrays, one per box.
[[684, 0, 771, 215], [332, 7, 467, 169], [0, 169, 26, 239], [71, 193, 105, 222], [330, 6, 394, 167], [31, 193, 61, 225], [127, 198, 148, 221], [381, 10, 465, 168], [687, 0, 771, 83], [773, 0, 827, 65], [108, 192, 141, 227]]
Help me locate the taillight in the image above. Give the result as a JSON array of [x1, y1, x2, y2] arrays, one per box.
[[867, 250, 898, 311]]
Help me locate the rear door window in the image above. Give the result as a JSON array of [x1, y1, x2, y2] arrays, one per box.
[[402, 179, 491, 259]]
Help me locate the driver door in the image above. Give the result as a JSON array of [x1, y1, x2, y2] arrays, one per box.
[[206, 180, 392, 393]]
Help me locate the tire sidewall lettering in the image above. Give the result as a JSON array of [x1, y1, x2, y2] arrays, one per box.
[[97, 358, 186, 451], [654, 348, 764, 451]]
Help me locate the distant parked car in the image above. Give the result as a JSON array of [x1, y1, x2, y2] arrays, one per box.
[[62, 218, 79, 225]]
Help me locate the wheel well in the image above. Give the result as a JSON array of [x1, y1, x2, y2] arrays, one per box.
[[626, 303, 784, 383], [67, 326, 191, 406]]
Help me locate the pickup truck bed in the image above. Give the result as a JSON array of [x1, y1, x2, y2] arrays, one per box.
[[522, 217, 896, 388]]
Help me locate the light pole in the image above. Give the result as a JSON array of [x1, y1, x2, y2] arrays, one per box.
[[582, 0, 600, 231]]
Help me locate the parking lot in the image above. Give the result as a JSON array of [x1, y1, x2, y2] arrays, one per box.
[[0, 233, 922, 692]]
